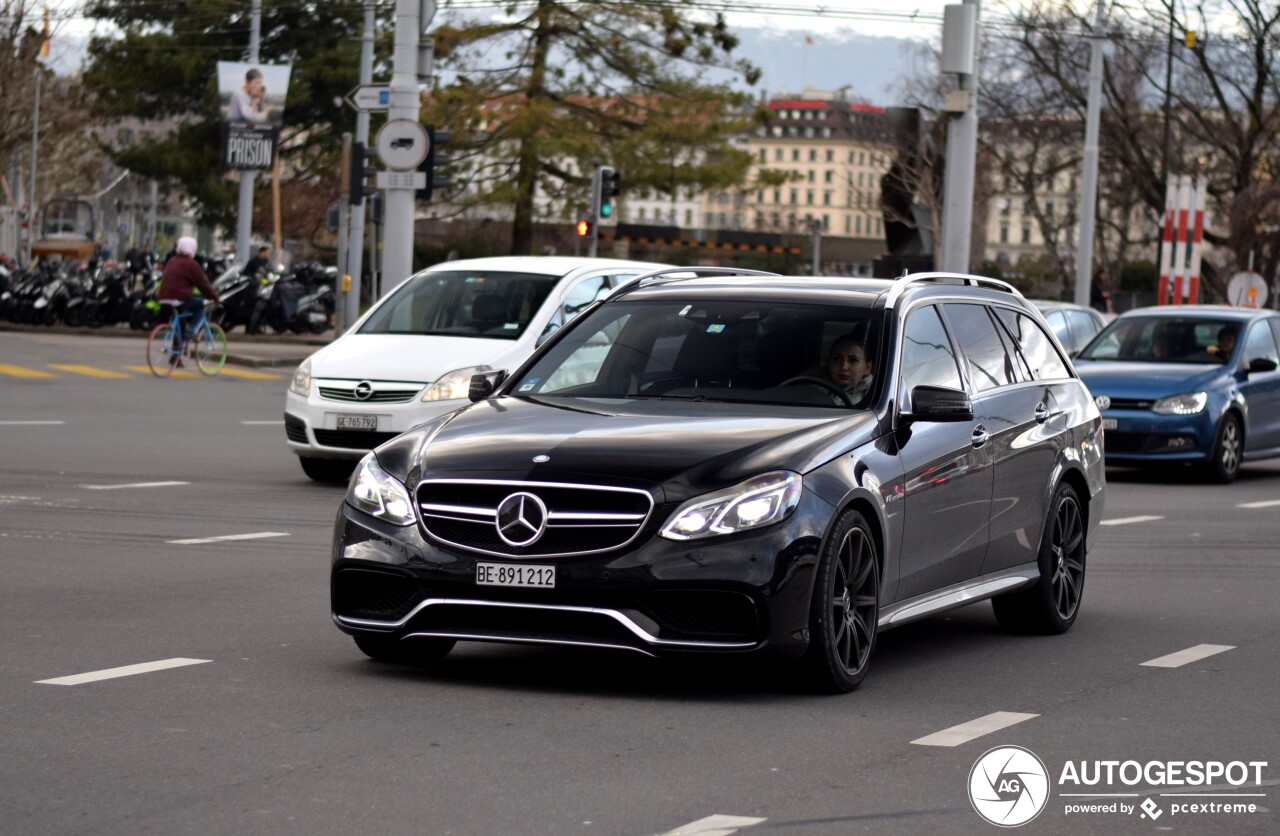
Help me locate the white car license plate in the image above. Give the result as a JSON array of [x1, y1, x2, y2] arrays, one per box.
[[336, 414, 377, 431], [476, 562, 555, 588], [1101, 418, 1118, 430]]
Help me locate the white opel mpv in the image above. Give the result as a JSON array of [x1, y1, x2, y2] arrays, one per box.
[[284, 256, 667, 481]]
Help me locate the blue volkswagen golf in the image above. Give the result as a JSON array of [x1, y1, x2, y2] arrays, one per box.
[[1074, 306, 1280, 482]]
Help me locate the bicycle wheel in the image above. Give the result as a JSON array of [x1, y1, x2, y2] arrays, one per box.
[[194, 322, 227, 376], [147, 323, 177, 378]]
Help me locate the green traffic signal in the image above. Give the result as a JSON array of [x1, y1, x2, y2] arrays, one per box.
[[600, 202, 613, 219]]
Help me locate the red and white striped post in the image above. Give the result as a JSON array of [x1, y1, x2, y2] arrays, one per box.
[[1157, 175, 1207, 305]]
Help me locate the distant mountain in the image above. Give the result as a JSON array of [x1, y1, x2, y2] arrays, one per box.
[[722, 27, 928, 107]]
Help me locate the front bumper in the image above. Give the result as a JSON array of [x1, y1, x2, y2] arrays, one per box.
[[284, 388, 465, 459], [1101, 409, 1215, 464], [329, 489, 834, 659]]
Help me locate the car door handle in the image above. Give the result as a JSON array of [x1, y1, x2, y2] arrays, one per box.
[[971, 424, 989, 448], [1034, 403, 1050, 424]]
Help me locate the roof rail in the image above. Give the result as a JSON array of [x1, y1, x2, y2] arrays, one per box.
[[884, 271, 1022, 308], [610, 266, 780, 300]]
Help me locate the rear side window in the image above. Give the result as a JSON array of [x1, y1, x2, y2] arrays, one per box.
[[1243, 321, 1280, 366], [1066, 310, 1102, 352], [900, 305, 962, 399], [994, 309, 1072, 380], [944, 303, 1021, 393]]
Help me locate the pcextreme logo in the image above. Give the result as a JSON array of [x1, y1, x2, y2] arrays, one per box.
[[968, 748, 1270, 827], [968, 746, 1051, 827]]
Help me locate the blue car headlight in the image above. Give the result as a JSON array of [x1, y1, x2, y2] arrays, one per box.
[[660, 471, 802, 540], [346, 455, 416, 525], [1152, 391, 1208, 416]]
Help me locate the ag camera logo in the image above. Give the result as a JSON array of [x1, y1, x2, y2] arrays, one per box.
[[969, 745, 1051, 827]]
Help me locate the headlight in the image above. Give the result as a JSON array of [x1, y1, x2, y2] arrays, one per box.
[[421, 365, 490, 402], [660, 471, 802, 541], [346, 455, 416, 525], [289, 358, 311, 397], [1152, 391, 1207, 415]]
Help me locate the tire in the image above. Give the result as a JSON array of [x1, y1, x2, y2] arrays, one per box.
[[146, 323, 177, 378], [992, 482, 1086, 634], [193, 322, 227, 376], [1203, 413, 1242, 484], [801, 507, 880, 693], [354, 634, 455, 664], [299, 456, 356, 483]]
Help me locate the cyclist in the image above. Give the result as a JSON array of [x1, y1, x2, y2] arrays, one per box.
[[158, 236, 221, 367]]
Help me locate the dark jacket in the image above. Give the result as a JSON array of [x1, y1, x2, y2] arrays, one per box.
[[159, 254, 220, 303]]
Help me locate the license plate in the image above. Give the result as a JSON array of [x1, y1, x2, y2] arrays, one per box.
[[1102, 418, 1118, 430], [308, 312, 327, 323], [336, 414, 377, 431], [476, 562, 556, 588]]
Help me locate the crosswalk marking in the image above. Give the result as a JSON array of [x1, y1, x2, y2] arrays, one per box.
[[0, 363, 57, 379], [167, 531, 290, 545], [0, 420, 65, 425], [48, 364, 133, 379], [217, 367, 282, 380], [1238, 499, 1280, 509], [36, 658, 211, 686], [1141, 644, 1235, 668], [80, 481, 190, 491], [122, 364, 202, 379], [911, 711, 1040, 747], [1100, 515, 1165, 526], [659, 815, 767, 836]]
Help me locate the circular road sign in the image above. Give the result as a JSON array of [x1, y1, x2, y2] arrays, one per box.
[[1226, 270, 1269, 308], [375, 119, 430, 171]]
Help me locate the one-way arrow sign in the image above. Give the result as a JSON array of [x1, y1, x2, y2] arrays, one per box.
[[345, 85, 390, 112]]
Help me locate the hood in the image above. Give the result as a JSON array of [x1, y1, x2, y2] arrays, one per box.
[[309, 333, 519, 384], [1074, 360, 1225, 399], [379, 396, 881, 502]]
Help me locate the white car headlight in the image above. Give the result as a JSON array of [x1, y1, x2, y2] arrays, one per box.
[[1152, 391, 1207, 415], [660, 471, 803, 541], [289, 358, 312, 397], [421, 365, 490, 402], [346, 455, 416, 525]]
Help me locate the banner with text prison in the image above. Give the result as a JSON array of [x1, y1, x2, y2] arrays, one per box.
[[216, 61, 292, 170]]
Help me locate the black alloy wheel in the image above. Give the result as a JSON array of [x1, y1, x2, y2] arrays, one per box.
[[993, 482, 1086, 634], [1205, 413, 1242, 484], [803, 508, 880, 693]]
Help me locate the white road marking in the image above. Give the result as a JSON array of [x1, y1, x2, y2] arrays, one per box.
[[167, 532, 291, 545], [240, 420, 285, 425], [80, 481, 190, 491], [0, 420, 65, 425], [1141, 644, 1235, 668], [911, 711, 1039, 747], [659, 815, 767, 836], [36, 657, 211, 686], [1100, 515, 1165, 526], [1238, 499, 1280, 509]]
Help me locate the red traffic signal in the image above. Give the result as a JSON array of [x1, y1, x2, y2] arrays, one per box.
[[576, 218, 591, 237]]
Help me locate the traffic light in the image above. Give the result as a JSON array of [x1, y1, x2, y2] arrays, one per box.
[[597, 166, 621, 220], [576, 215, 592, 238], [1184, 30, 1197, 48], [347, 141, 377, 206], [416, 125, 451, 201]]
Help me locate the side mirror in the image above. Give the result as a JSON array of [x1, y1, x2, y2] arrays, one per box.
[[1248, 357, 1278, 374], [468, 369, 508, 402], [904, 385, 974, 423]]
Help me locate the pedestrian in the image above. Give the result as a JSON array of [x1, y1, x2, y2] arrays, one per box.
[[157, 236, 221, 367], [242, 245, 272, 278], [1090, 268, 1113, 314]]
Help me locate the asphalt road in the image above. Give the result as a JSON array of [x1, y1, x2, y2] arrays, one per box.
[[2, 331, 1277, 835]]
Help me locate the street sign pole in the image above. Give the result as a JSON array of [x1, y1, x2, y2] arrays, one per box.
[[235, 0, 262, 267], [346, 0, 375, 328]]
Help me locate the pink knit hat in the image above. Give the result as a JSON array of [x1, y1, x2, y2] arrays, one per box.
[[176, 236, 197, 256]]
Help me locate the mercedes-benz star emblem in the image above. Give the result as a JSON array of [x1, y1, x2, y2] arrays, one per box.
[[495, 492, 548, 547], [354, 381, 374, 401]]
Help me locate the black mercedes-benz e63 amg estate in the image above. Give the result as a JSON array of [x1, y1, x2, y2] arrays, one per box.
[[330, 269, 1105, 692]]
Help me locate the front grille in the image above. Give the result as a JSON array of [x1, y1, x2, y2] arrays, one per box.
[[319, 384, 422, 403], [283, 412, 308, 443], [417, 479, 654, 557], [1104, 432, 1199, 455], [639, 590, 760, 641], [409, 601, 642, 648], [1107, 398, 1155, 410], [313, 429, 402, 450], [333, 568, 423, 621]]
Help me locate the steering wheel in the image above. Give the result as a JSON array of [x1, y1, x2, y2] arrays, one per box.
[[779, 375, 855, 407]]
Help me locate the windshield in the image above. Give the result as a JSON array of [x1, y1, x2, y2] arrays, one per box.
[[510, 299, 884, 409], [358, 270, 559, 339], [1078, 316, 1241, 364]]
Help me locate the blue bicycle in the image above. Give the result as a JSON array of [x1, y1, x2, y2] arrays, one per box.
[[146, 301, 227, 377]]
